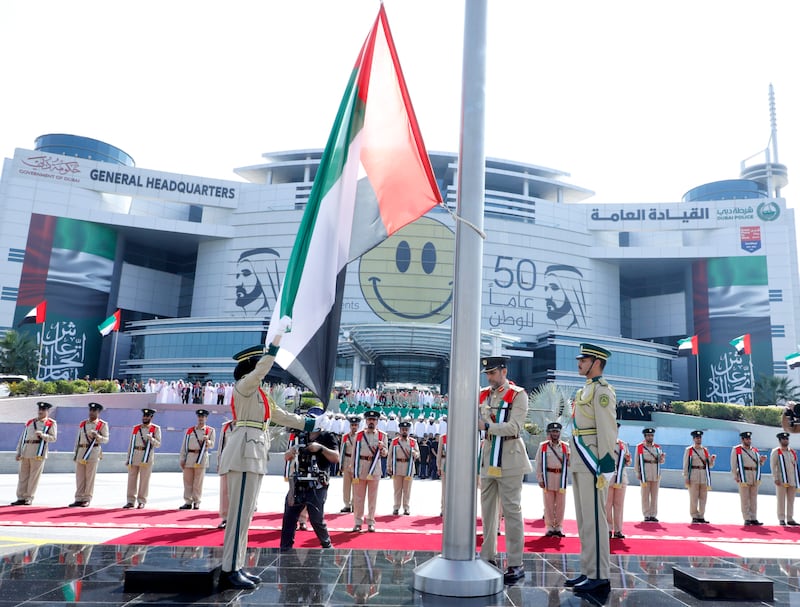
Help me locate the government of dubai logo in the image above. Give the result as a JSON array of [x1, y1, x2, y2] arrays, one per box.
[[756, 201, 780, 221]]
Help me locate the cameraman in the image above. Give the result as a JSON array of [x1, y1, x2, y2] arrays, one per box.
[[280, 406, 340, 550]]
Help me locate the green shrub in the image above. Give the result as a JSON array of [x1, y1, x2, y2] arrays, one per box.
[[92, 380, 118, 393], [698, 402, 742, 421], [55, 380, 74, 394], [742, 405, 782, 426], [71, 379, 89, 394], [39, 381, 57, 395]]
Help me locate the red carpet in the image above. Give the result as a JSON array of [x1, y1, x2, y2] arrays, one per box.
[[2, 506, 796, 557]]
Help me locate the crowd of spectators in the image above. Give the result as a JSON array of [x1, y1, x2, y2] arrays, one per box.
[[616, 400, 672, 421]]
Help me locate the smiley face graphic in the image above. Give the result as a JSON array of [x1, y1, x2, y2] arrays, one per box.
[[359, 216, 454, 323]]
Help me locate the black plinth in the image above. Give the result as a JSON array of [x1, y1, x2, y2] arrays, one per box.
[[672, 566, 773, 601], [124, 558, 221, 594]]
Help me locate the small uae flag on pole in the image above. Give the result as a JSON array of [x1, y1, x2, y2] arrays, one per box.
[[18, 301, 46, 326], [730, 334, 752, 356], [677, 335, 698, 356], [786, 352, 800, 369], [98, 310, 121, 336]]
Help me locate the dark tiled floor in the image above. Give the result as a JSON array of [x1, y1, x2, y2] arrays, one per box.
[[0, 544, 797, 606]]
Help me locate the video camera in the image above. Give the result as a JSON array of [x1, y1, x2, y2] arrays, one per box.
[[294, 432, 324, 484], [786, 403, 800, 426]]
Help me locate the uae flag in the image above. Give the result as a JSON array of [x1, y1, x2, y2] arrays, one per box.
[[266, 5, 442, 401], [677, 335, 698, 356], [786, 352, 800, 370], [18, 301, 47, 326], [730, 334, 752, 356], [98, 309, 121, 336]]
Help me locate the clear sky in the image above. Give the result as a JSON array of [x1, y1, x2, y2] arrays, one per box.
[[1, 0, 798, 205]]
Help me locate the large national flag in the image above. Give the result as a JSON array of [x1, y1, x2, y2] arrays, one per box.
[[786, 352, 800, 370], [677, 335, 698, 356], [730, 334, 752, 356], [98, 309, 121, 336], [18, 301, 46, 326], [266, 5, 442, 401]]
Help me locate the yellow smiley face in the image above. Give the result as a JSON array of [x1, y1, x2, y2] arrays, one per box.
[[359, 216, 454, 323]]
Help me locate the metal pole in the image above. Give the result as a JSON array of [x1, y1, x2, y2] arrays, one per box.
[[413, 0, 503, 597], [111, 331, 119, 380], [695, 353, 700, 401], [36, 323, 44, 380]]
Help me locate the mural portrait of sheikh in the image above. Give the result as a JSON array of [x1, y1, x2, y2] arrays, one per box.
[[234, 247, 282, 317], [544, 264, 587, 330]]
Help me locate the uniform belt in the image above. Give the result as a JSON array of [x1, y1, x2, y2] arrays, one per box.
[[360, 455, 374, 460], [395, 458, 408, 462], [744, 466, 756, 470], [235, 420, 267, 430], [691, 465, 706, 469], [188, 449, 200, 453], [573, 429, 596, 436], [546, 467, 562, 473], [644, 460, 657, 464], [344, 452, 352, 457], [25, 440, 41, 444], [134, 446, 147, 451], [78, 443, 89, 447]]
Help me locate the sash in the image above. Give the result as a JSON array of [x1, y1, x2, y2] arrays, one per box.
[[186, 426, 210, 466], [611, 440, 627, 488], [480, 386, 516, 477], [686, 446, 712, 488], [637, 443, 661, 485], [570, 377, 612, 478], [78, 420, 103, 462], [230, 387, 271, 422], [391, 438, 415, 478], [736, 445, 762, 483], [26, 418, 53, 459], [776, 448, 800, 488], [353, 431, 383, 480], [127, 424, 156, 465], [540, 441, 568, 491]]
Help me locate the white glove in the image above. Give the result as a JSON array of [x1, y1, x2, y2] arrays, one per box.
[[601, 472, 614, 483], [278, 316, 292, 335], [312, 415, 325, 432]]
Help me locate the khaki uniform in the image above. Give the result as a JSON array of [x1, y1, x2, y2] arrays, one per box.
[[731, 443, 764, 522], [634, 441, 664, 519], [340, 430, 358, 510], [534, 438, 570, 534], [73, 418, 109, 504], [217, 420, 234, 520], [571, 377, 617, 581], [179, 423, 215, 507], [771, 446, 799, 523], [351, 429, 388, 526], [606, 439, 630, 535], [387, 435, 420, 514], [682, 445, 714, 520], [15, 416, 57, 504], [478, 382, 532, 568], [125, 422, 161, 506], [218, 349, 310, 575]]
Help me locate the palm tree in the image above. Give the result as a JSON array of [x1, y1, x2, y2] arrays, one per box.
[[754, 374, 800, 406], [0, 330, 38, 377]]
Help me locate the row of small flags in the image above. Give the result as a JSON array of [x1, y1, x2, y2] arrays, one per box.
[[679, 333, 800, 370], [678, 333, 752, 356], [18, 301, 120, 336]]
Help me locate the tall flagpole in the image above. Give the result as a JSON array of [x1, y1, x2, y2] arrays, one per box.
[[748, 354, 755, 405], [413, 0, 503, 597]]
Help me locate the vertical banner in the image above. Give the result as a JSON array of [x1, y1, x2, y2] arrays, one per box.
[[14, 215, 117, 380], [694, 256, 771, 404]]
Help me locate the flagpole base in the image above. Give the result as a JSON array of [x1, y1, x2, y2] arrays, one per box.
[[412, 555, 503, 598]]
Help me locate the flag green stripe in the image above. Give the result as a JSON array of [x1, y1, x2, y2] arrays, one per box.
[[54, 218, 117, 260], [279, 68, 366, 316]]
